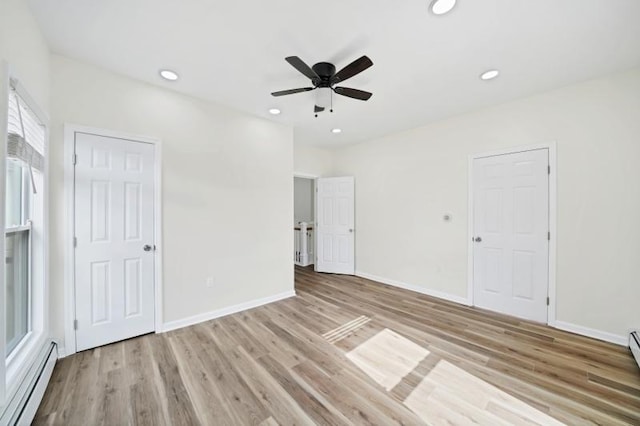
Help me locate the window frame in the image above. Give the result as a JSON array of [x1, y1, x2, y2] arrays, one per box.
[[0, 63, 50, 405]]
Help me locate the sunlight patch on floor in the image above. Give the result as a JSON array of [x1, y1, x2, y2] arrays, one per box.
[[404, 360, 565, 425], [322, 315, 371, 344], [346, 328, 430, 391]]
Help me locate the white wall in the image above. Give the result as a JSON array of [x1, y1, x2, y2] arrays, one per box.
[[333, 68, 640, 341], [293, 143, 333, 177], [49, 55, 294, 346], [0, 0, 50, 111], [294, 177, 314, 224]]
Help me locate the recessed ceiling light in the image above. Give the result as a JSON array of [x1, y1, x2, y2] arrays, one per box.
[[480, 69, 500, 81], [331, 128, 342, 134], [159, 69, 179, 81], [268, 108, 281, 115], [430, 0, 457, 15]]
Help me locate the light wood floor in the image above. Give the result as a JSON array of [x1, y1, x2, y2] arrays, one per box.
[[36, 266, 640, 425]]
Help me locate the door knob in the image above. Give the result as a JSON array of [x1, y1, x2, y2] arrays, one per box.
[[143, 244, 153, 252], [349, 229, 354, 233], [474, 236, 482, 243]]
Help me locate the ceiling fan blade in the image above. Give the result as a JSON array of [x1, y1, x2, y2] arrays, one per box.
[[334, 87, 373, 101], [314, 105, 325, 113], [271, 87, 315, 97], [331, 56, 373, 84], [285, 56, 320, 83]]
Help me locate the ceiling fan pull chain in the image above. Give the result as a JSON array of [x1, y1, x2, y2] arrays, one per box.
[[330, 90, 334, 113]]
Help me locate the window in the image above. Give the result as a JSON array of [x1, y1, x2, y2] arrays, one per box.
[[4, 85, 45, 360], [5, 161, 31, 355]]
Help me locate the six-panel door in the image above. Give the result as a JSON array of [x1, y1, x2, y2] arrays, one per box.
[[74, 132, 155, 351], [316, 177, 355, 275], [473, 149, 549, 323]]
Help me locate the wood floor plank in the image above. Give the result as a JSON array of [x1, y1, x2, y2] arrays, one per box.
[[60, 351, 103, 426], [146, 334, 201, 425], [192, 323, 270, 425], [240, 310, 306, 368], [232, 345, 316, 425], [292, 360, 403, 426], [256, 353, 349, 426], [33, 356, 77, 420], [35, 266, 640, 425], [167, 330, 235, 424]]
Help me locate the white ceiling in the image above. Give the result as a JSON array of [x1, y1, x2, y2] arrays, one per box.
[[28, 0, 640, 147]]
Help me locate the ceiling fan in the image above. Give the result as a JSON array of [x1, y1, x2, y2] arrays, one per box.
[[271, 55, 373, 116]]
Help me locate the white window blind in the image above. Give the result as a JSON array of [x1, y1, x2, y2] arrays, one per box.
[[7, 89, 45, 171]]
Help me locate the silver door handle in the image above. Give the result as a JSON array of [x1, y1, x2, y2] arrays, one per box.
[[143, 244, 153, 252], [474, 236, 482, 243]]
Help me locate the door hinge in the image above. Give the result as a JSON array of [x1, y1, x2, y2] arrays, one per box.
[[73, 319, 78, 330], [72, 154, 78, 165], [548, 231, 551, 241], [548, 165, 551, 174], [546, 297, 550, 306], [73, 236, 77, 247]]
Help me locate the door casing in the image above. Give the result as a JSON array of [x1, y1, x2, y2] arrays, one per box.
[[467, 142, 557, 326], [63, 125, 163, 357]]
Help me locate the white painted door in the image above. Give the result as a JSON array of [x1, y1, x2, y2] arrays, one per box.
[[316, 177, 355, 274], [74, 132, 156, 351], [472, 149, 549, 323]]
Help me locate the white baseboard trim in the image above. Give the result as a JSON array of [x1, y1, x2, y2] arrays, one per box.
[[355, 271, 471, 306], [629, 332, 639, 369], [161, 290, 297, 333], [15, 342, 58, 425], [0, 341, 57, 425], [554, 320, 627, 346]]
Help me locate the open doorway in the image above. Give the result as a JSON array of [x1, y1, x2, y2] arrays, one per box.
[[294, 176, 315, 267], [293, 174, 356, 274]]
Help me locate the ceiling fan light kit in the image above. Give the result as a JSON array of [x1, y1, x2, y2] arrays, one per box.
[[271, 55, 373, 116], [316, 87, 332, 109]]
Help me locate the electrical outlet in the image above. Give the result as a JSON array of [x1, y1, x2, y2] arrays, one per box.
[[206, 277, 214, 288]]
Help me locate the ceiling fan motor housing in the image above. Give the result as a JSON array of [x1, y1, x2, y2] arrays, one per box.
[[312, 62, 336, 86]]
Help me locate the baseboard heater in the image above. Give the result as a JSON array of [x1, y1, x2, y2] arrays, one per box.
[[0, 341, 57, 425], [631, 331, 640, 370]]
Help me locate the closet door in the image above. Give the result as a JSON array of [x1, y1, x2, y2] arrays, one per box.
[[74, 132, 156, 351]]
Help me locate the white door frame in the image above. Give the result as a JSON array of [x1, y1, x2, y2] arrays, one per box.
[[293, 172, 318, 268], [467, 142, 557, 326], [63, 124, 163, 357], [293, 172, 319, 180]]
